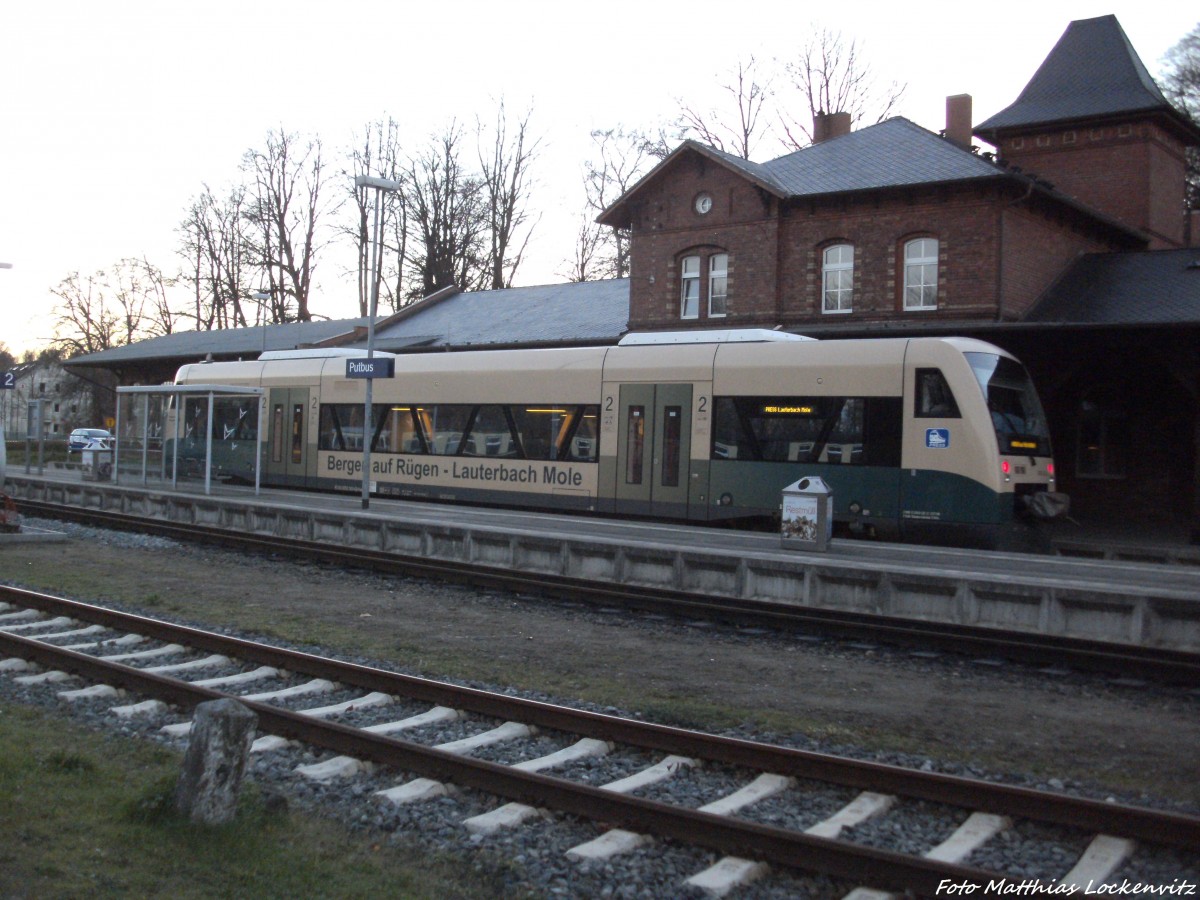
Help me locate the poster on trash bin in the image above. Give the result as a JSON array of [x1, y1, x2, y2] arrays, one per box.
[[781, 494, 819, 541]]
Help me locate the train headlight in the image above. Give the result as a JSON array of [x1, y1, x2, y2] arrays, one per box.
[[719, 493, 733, 506]]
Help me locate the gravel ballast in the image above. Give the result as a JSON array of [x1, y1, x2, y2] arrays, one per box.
[[2, 517, 1198, 896]]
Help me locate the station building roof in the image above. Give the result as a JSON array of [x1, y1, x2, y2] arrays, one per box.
[[370, 278, 630, 351]]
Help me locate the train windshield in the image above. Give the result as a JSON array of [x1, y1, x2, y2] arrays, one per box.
[[965, 352, 1051, 457]]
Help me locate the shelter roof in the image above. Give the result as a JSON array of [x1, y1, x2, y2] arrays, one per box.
[[1025, 249, 1200, 325], [65, 279, 630, 372], [64, 317, 370, 368]]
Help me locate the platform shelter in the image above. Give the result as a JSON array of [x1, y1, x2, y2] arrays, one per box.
[[115, 384, 264, 495]]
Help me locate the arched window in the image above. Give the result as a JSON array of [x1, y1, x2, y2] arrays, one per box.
[[708, 253, 728, 317], [678, 250, 729, 320], [903, 237, 938, 310], [822, 243, 853, 313], [680, 255, 700, 319]]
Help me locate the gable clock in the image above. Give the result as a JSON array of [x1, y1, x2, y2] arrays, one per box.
[[694, 192, 712, 215]]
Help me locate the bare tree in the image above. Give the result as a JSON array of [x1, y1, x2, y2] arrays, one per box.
[[105, 257, 178, 342], [50, 272, 118, 356], [242, 128, 334, 322], [1160, 23, 1200, 210], [577, 128, 666, 280], [404, 122, 488, 298], [779, 28, 906, 150], [477, 101, 541, 289], [177, 184, 252, 330], [345, 117, 410, 315], [677, 56, 774, 159], [558, 213, 608, 283]]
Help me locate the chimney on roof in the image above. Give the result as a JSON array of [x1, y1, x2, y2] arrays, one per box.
[[945, 94, 973, 150], [813, 110, 851, 144]]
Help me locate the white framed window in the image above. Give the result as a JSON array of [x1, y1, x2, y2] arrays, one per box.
[[903, 238, 938, 310], [822, 244, 853, 313], [708, 253, 728, 317], [680, 255, 700, 319]]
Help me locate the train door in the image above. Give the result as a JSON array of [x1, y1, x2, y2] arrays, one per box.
[[265, 387, 312, 487], [614, 383, 692, 517]]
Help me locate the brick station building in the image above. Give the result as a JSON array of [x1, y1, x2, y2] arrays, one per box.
[[599, 15, 1200, 543]]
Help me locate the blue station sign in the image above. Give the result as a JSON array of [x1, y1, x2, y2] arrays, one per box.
[[346, 358, 395, 379]]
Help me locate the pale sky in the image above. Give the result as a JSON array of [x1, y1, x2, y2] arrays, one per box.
[[1, 0, 1195, 356]]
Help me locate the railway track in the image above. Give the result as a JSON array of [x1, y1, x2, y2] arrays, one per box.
[[13, 497, 1200, 687], [2, 585, 1197, 898]]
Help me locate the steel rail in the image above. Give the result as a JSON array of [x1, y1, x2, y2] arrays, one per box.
[[14, 498, 1200, 686], [3, 584, 1198, 856], [0, 623, 1002, 896]]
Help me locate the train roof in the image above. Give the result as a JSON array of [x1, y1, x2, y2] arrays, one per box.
[[618, 329, 815, 345]]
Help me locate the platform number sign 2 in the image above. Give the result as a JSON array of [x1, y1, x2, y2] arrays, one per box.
[[2, 371, 14, 390]]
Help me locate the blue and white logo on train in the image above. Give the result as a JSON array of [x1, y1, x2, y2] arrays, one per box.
[[925, 428, 950, 449]]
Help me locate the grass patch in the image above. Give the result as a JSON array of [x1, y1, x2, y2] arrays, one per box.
[[0, 703, 509, 899]]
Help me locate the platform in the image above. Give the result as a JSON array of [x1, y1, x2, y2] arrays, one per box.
[[4, 468, 1200, 653]]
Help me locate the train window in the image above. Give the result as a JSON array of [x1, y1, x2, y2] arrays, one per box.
[[661, 406, 682, 487], [965, 353, 1052, 457], [290, 404, 304, 464], [625, 406, 645, 483], [271, 404, 284, 462], [376, 406, 423, 453], [712, 396, 900, 467], [425, 405, 474, 455], [508, 404, 599, 462], [915, 369, 961, 418], [566, 407, 600, 462], [460, 405, 518, 458], [320, 404, 362, 451]]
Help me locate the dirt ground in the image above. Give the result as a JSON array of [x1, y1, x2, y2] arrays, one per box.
[[3, 533, 1199, 809]]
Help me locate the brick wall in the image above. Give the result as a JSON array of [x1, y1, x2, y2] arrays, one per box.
[[626, 157, 781, 329], [626, 161, 1122, 331], [999, 205, 1112, 319], [998, 119, 1188, 248]]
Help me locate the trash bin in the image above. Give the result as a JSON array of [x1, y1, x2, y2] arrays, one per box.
[[81, 442, 114, 482], [781, 476, 833, 551]]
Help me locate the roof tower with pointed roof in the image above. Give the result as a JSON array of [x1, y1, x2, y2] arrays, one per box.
[[975, 14, 1198, 141]]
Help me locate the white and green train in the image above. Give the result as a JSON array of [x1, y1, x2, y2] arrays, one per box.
[[171, 329, 1063, 548]]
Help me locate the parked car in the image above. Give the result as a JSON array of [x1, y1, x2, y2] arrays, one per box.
[[67, 428, 113, 452]]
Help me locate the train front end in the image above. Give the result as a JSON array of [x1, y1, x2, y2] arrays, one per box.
[[966, 350, 1066, 533], [900, 338, 1066, 550]]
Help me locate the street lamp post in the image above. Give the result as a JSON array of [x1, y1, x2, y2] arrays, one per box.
[[355, 175, 401, 510], [251, 291, 272, 355]]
